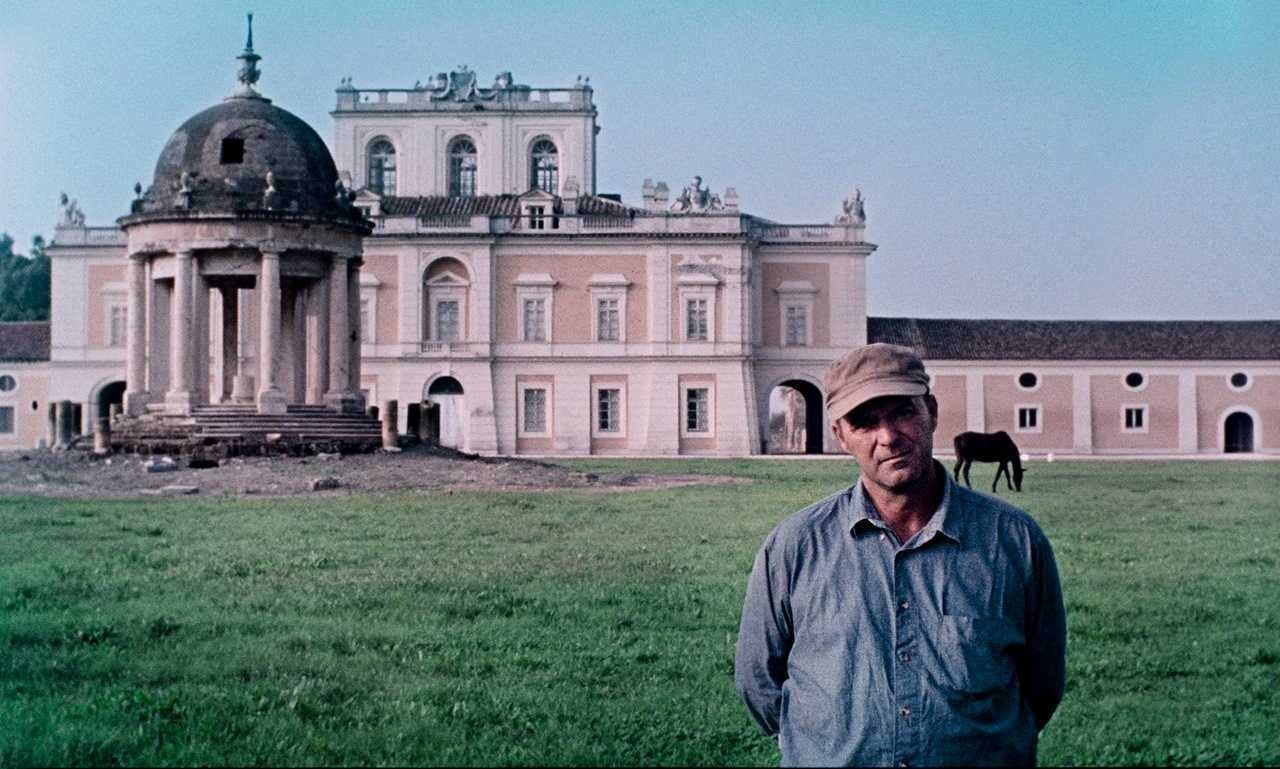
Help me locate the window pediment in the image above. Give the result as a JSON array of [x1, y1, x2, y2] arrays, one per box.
[[425, 270, 470, 287], [775, 280, 818, 295], [588, 273, 631, 288], [514, 272, 557, 287], [675, 272, 720, 286]]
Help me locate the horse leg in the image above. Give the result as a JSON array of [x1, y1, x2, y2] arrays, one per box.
[[963, 461, 973, 488], [953, 456, 964, 481], [992, 462, 1005, 493], [1005, 460, 1015, 490]]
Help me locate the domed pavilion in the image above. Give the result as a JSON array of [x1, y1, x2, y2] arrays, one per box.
[[119, 18, 372, 419]]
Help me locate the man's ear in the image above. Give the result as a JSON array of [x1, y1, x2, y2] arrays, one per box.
[[924, 394, 939, 432]]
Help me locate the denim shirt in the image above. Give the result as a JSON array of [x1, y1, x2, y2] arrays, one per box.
[[735, 466, 1066, 767]]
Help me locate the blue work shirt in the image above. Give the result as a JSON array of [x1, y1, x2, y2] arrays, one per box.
[[735, 465, 1066, 767]]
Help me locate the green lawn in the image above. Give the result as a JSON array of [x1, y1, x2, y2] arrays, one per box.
[[1, 459, 1277, 766]]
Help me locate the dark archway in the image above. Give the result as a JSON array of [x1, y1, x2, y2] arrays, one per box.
[[1224, 412, 1254, 453], [767, 379, 825, 454], [95, 380, 127, 419]]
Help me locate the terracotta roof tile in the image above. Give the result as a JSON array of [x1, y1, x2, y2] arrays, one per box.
[[868, 317, 1280, 360], [0, 322, 51, 362]]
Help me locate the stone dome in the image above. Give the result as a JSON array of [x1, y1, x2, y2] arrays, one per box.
[[125, 24, 364, 228]]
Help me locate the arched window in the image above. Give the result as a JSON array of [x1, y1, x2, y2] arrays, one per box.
[[449, 137, 477, 197], [530, 139, 559, 193], [367, 139, 397, 196]]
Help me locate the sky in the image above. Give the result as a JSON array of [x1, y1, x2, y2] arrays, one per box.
[[2, 0, 1277, 321]]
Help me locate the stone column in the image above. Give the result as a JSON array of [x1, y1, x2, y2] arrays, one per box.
[[257, 249, 287, 414], [193, 274, 210, 405], [54, 400, 74, 450], [231, 288, 255, 403], [347, 262, 364, 407], [219, 286, 239, 402], [280, 284, 298, 403], [124, 254, 148, 416], [165, 250, 195, 414], [325, 254, 359, 412], [381, 399, 399, 451], [306, 274, 330, 404]]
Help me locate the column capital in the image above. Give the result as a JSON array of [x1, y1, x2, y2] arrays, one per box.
[[260, 248, 283, 259], [175, 248, 194, 258]]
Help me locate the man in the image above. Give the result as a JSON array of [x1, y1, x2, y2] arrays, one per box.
[[735, 344, 1066, 766]]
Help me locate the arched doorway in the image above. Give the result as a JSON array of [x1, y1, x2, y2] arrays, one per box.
[[1224, 412, 1254, 453], [425, 376, 465, 449], [766, 379, 825, 454], [91, 380, 127, 420]]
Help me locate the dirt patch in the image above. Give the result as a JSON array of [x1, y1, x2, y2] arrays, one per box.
[[0, 445, 750, 500]]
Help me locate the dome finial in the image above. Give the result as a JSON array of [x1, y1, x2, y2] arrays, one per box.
[[232, 13, 264, 99]]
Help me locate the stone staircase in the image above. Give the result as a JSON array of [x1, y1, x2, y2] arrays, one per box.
[[107, 404, 384, 456]]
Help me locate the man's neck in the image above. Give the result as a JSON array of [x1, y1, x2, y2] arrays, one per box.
[[862, 462, 945, 544]]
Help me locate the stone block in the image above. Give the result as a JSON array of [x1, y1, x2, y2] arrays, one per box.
[[144, 457, 179, 473]]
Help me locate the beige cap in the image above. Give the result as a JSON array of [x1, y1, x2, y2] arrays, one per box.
[[823, 343, 930, 423]]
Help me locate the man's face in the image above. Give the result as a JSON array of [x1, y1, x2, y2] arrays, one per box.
[[832, 394, 938, 494]]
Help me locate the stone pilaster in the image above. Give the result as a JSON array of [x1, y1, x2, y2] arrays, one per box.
[[124, 254, 148, 416], [219, 286, 239, 402], [256, 249, 287, 414], [231, 288, 255, 403], [306, 274, 330, 404], [165, 250, 195, 414], [347, 262, 363, 407]]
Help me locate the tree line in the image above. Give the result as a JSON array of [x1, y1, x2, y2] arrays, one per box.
[[0, 234, 51, 321]]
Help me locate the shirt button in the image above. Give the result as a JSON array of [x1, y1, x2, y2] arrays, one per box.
[[900, 706, 911, 717], [899, 762, 909, 768], [900, 652, 911, 663], [899, 600, 910, 611]]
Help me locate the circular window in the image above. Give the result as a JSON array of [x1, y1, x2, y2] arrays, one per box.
[[1230, 372, 1250, 390], [0, 375, 15, 392], [1125, 372, 1144, 389], [30, 400, 38, 412], [1017, 372, 1038, 390]]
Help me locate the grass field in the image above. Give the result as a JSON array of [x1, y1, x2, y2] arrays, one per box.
[[1, 459, 1278, 766]]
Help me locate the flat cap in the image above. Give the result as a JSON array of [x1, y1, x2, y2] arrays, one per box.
[[823, 343, 930, 423]]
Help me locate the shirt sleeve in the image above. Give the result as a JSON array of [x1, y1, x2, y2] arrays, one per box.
[[1020, 529, 1066, 732], [734, 535, 794, 737]]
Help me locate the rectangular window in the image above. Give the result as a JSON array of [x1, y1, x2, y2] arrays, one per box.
[[523, 298, 546, 342], [528, 206, 545, 231], [1017, 406, 1039, 431], [597, 388, 621, 433], [108, 305, 128, 348], [0, 406, 13, 434], [436, 300, 459, 342], [784, 304, 807, 346], [523, 388, 546, 434], [686, 298, 709, 341], [596, 298, 620, 342], [686, 387, 709, 433], [1124, 406, 1146, 431]]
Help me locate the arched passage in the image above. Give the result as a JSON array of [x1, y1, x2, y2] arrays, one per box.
[[767, 379, 825, 454], [90, 379, 127, 420], [425, 376, 465, 449], [1224, 411, 1254, 453]]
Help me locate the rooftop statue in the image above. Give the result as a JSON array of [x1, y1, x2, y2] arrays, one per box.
[[670, 175, 725, 214], [58, 192, 85, 227], [426, 66, 507, 102], [836, 188, 866, 226]]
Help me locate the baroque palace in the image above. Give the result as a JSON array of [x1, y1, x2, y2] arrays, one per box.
[[1, 35, 1276, 457]]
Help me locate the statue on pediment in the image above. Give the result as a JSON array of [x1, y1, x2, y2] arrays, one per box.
[[670, 175, 725, 214], [428, 66, 502, 102]]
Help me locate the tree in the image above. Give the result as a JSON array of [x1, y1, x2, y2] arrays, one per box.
[[0, 233, 51, 321]]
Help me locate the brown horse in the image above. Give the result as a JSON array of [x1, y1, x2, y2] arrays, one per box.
[[953, 431, 1025, 493]]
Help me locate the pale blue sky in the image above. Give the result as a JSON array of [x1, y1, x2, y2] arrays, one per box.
[[2, 1, 1277, 320]]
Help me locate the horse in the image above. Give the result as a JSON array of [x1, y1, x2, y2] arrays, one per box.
[[953, 431, 1025, 493]]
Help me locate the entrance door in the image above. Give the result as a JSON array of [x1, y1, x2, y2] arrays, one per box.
[[426, 376, 465, 449], [1224, 412, 1254, 453]]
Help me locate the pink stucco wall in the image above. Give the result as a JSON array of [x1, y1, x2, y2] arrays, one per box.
[[931, 374, 967, 449], [1091, 374, 1178, 451], [1197, 374, 1279, 451], [362, 254, 399, 345], [495, 254, 648, 343], [760, 262, 832, 347], [0, 367, 49, 448], [984, 374, 1073, 449], [86, 264, 126, 348]]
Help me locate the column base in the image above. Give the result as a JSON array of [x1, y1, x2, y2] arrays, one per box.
[[231, 374, 256, 404], [123, 391, 150, 417], [257, 388, 288, 415], [164, 390, 193, 416], [325, 390, 364, 414]]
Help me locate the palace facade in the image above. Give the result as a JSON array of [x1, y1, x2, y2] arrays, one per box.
[[1, 63, 1276, 456]]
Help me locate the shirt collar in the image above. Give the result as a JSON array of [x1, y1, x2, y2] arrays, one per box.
[[845, 460, 964, 546]]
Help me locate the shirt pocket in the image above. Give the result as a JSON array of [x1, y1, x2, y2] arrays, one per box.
[[933, 615, 1023, 697]]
